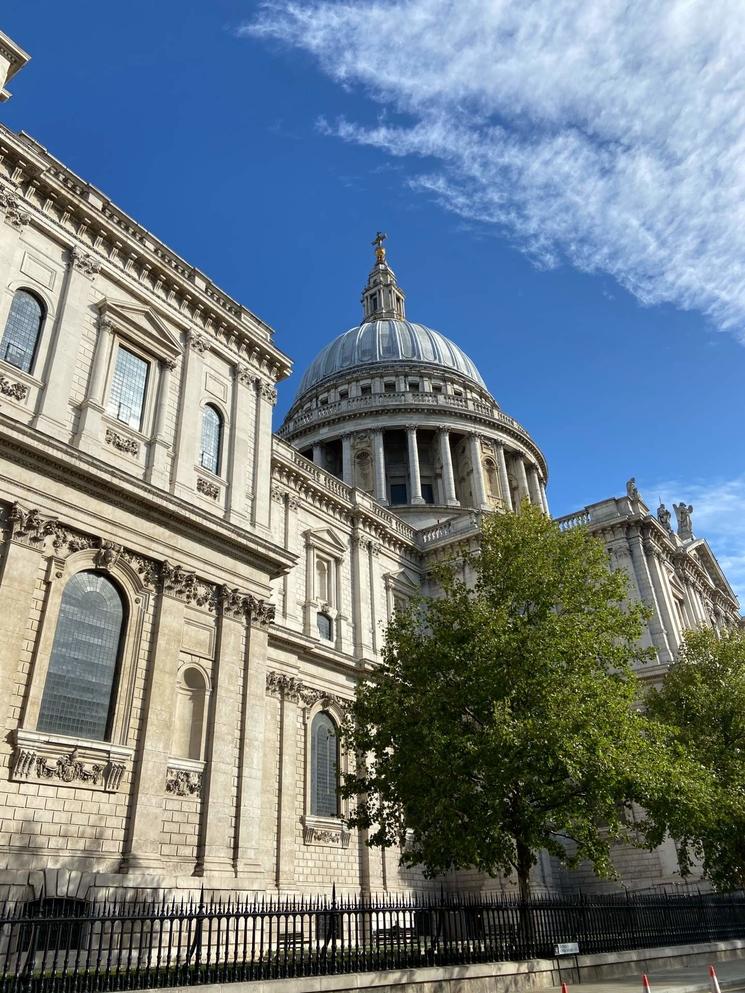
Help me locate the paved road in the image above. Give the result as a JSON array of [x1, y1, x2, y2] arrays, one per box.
[[546, 958, 745, 993]]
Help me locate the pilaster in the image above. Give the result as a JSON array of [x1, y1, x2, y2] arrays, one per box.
[[173, 331, 206, 500], [226, 365, 254, 525], [73, 313, 114, 454], [35, 247, 100, 442], [0, 533, 44, 734], [341, 433, 353, 486], [251, 379, 276, 532], [146, 358, 176, 488]]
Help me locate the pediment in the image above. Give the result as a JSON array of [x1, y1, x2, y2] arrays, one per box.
[[685, 538, 738, 600], [97, 297, 182, 358], [385, 568, 421, 594], [303, 527, 347, 558]]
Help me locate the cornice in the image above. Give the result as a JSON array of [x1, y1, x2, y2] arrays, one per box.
[[0, 414, 296, 581], [0, 127, 291, 382]]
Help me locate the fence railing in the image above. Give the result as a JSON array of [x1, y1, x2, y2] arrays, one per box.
[[2, 889, 745, 992]]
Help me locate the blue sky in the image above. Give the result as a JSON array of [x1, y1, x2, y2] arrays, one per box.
[[2, 1, 744, 602]]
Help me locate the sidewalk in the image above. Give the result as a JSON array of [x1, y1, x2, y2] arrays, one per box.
[[547, 958, 745, 993]]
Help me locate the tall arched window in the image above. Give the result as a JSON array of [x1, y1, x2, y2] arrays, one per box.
[[37, 572, 125, 741], [0, 289, 44, 373], [200, 404, 222, 474], [311, 711, 339, 817]]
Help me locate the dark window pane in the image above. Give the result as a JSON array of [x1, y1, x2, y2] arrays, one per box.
[[390, 483, 408, 505], [311, 712, 338, 817], [107, 346, 148, 430], [317, 611, 333, 641], [0, 290, 43, 373], [422, 483, 435, 504], [200, 404, 222, 474], [38, 572, 124, 741]]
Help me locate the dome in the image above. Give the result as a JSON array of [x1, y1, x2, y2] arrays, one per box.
[[296, 319, 487, 397]]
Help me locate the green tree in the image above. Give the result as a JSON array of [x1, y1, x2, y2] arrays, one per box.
[[645, 627, 745, 890], [341, 504, 688, 898]]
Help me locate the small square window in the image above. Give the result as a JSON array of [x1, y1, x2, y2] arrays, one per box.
[[408, 381, 420, 392], [317, 612, 333, 641], [384, 381, 396, 393], [360, 384, 372, 396], [431, 383, 443, 394], [319, 396, 328, 406], [338, 389, 348, 400]]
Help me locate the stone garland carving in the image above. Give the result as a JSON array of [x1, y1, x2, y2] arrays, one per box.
[[121, 549, 160, 589], [0, 186, 30, 229], [303, 824, 351, 848], [165, 768, 202, 798], [12, 748, 125, 792], [8, 504, 67, 550], [161, 561, 218, 610], [105, 428, 140, 456], [265, 671, 348, 711], [0, 375, 29, 401], [70, 246, 101, 277], [197, 476, 220, 500], [218, 585, 276, 626]]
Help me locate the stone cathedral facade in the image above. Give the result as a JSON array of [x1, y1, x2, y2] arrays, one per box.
[[0, 38, 739, 907]]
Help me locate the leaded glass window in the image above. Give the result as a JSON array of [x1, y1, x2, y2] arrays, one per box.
[[107, 346, 148, 430], [37, 572, 124, 741], [200, 404, 222, 474], [317, 611, 333, 641], [0, 289, 44, 373], [311, 712, 338, 817]]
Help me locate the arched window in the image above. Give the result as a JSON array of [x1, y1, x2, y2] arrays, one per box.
[[311, 711, 339, 817], [37, 572, 125, 741], [316, 611, 333, 641], [200, 404, 222, 474], [172, 666, 207, 761], [0, 289, 44, 373]]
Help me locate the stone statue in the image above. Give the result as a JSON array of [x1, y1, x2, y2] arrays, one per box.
[[626, 477, 640, 502], [656, 502, 672, 533], [673, 502, 694, 540]]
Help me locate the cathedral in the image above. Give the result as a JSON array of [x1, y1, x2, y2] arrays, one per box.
[[0, 34, 739, 908]]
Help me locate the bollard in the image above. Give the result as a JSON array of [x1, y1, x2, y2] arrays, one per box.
[[642, 974, 652, 993], [561, 984, 569, 993], [709, 965, 721, 993]]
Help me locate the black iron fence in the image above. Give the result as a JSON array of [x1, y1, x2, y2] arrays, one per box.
[[2, 888, 745, 992]]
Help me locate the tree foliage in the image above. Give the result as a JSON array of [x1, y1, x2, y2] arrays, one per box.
[[645, 627, 745, 890], [342, 504, 691, 896]]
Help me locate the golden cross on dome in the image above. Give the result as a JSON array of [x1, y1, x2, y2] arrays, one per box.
[[372, 231, 387, 262]]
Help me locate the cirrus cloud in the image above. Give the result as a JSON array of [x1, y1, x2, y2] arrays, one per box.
[[244, 0, 745, 340]]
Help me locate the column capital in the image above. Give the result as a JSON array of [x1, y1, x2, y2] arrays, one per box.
[[405, 423, 418, 433]]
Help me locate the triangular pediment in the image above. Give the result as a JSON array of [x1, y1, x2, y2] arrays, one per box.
[[97, 297, 182, 357], [385, 568, 421, 594], [685, 538, 738, 600], [303, 527, 347, 557]]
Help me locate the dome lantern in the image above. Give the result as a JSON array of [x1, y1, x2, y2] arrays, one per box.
[[361, 232, 406, 321]]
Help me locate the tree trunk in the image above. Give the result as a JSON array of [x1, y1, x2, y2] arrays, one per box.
[[516, 838, 533, 900], [516, 838, 535, 956]]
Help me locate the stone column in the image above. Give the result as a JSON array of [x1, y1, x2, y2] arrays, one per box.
[[122, 586, 186, 872], [628, 530, 673, 664], [251, 379, 276, 531], [199, 591, 246, 876], [226, 365, 255, 525], [312, 443, 323, 466], [515, 457, 531, 508], [73, 314, 114, 452], [35, 249, 101, 439], [468, 433, 488, 509], [539, 478, 550, 516], [495, 442, 513, 512], [406, 426, 424, 504], [173, 332, 207, 500], [274, 678, 299, 889], [341, 433, 353, 486], [0, 532, 43, 734], [646, 545, 681, 651], [371, 429, 387, 504], [235, 605, 272, 875], [439, 428, 459, 507], [528, 465, 543, 509], [146, 358, 176, 488]]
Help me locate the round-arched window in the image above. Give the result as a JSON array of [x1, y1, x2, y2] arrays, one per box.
[[1, 289, 44, 373], [200, 404, 223, 475], [311, 711, 339, 817], [37, 571, 125, 741]]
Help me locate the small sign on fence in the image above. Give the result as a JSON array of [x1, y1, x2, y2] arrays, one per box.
[[555, 942, 580, 956]]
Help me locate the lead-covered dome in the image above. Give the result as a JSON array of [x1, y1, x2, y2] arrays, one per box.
[[296, 319, 487, 396]]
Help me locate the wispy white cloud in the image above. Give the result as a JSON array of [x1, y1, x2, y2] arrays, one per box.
[[643, 475, 745, 608], [244, 0, 745, 340]]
